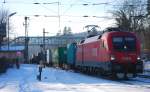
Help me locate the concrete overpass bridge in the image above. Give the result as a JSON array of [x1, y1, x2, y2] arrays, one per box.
[[8, 35, 84, 60]]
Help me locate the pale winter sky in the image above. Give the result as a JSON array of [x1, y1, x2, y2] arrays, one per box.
[[0, 0, 120, 37]]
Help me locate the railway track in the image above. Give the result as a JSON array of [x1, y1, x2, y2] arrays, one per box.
[[138, 74, 150, 79], [116, 77, 150, 89], [69, 69, 150, 90], [138, 70, 150, 78], [54, 67, 150, 90]]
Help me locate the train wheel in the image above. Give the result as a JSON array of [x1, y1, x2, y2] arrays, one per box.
[[110, 72, 118, 79], [74, 66, 80, 73], [87, 67, 91, 74], [116, 73, 126, 79], [126, 73, 135, 78]]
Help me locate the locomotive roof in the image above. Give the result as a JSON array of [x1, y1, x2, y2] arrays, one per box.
[[79, 31, 135, 44], [81, 35, 101, 44], [104, 31, 135, 36]]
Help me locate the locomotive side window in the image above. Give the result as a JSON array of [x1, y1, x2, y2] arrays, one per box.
[[112, 36, 136, 51], [102, 40, 107, 49]]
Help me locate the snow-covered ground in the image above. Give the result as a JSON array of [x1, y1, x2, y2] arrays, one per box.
[[0, 64, 149, 92], [144, 61, 150, 71], [143, 60, 150, 76]]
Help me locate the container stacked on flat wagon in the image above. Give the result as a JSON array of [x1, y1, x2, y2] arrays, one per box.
[[76, 28, 143, 79], [46, 49, 52, 67], [51, 47, 67, 68], [51, 48, 59, 67], [67, 43, 77, 69], [58, 47, 67, 68]]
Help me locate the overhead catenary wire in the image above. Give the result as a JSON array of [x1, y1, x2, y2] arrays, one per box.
[[1, 0, 147, 29], [62, 0, 80, 15], [0, 0, 148, 6], [1, 0, 147, 19], [15, 14, 113, 19], [0, 0, 148, 15], [33, 0, 58, 14]]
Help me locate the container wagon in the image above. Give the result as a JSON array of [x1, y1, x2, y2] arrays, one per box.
[[51, 47, 67, 68], [67, 43, 77, 69], [46, 49, 52, 66]]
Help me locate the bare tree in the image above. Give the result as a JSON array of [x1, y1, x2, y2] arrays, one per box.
[[147, 0, 150, 15], [113, 9, 131, 31], [112, 0, 147, 32], [144, 0, 150, 52], [0, 8, 9, 49], [0, 9, 8, 36], [112, 0, 150, 52], [147, 0, 150, 26], [63, 26, 72, 35]]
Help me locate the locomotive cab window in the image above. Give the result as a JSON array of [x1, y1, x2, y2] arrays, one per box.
[[80, 40, 85, 44], [112, 36, 136, 51], [102, 40, 106, 49]]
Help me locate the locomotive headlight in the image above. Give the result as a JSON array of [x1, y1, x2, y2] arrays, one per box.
[[137, 56, 141, 60], [111, 55, 115, 61]]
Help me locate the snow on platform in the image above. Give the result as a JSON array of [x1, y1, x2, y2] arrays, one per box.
[[143, 60, 150, 76], [0, 64, 149, 92]]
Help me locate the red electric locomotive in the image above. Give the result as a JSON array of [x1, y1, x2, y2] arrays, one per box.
[[76, 28, 143, 78]]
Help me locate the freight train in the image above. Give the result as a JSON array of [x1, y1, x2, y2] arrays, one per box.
[[47, 28, 143, 79]]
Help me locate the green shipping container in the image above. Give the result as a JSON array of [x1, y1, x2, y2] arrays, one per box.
[[67, 43, 77, 66], [51, 47, 67, 67], [58, 47, 67, 66]]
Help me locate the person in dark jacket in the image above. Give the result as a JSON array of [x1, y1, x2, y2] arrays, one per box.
[[15, 57, 20, 69]]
